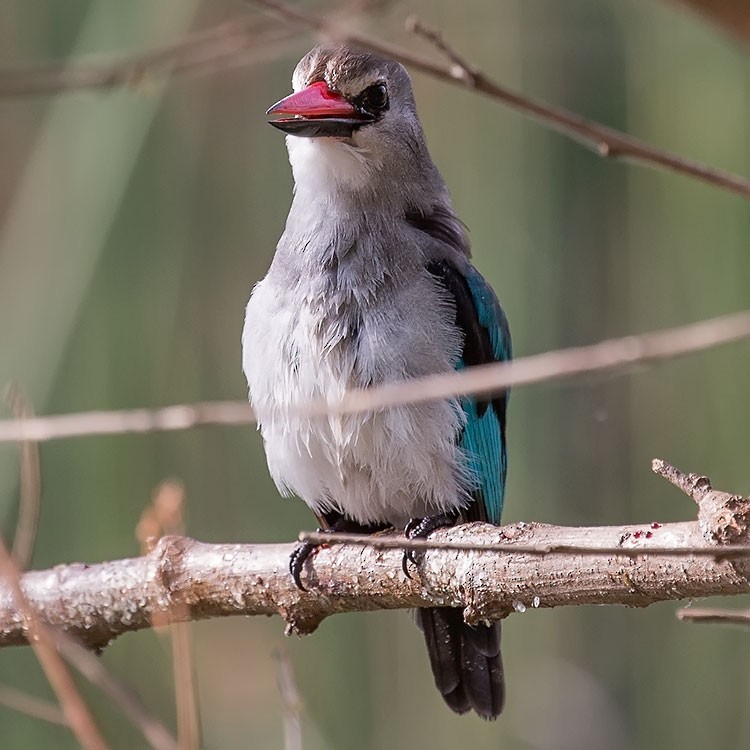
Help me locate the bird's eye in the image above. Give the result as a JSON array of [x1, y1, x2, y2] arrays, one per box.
[[358, 83, 389, 115]]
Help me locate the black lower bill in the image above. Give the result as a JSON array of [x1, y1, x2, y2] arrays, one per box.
[[268, 116, 372, 138]]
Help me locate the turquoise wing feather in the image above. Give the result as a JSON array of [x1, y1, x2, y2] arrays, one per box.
[[428, 261, 511, 524]]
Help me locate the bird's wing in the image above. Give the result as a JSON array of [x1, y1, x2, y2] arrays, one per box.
[[427, 260, 511, 524]]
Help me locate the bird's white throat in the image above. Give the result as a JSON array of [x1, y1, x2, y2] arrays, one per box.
[[286, 135, 377, 200]]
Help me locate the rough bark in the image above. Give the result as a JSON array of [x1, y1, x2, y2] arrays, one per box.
[[1, 481, 748, 651]]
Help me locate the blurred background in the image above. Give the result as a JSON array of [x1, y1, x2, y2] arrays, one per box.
[[1, 0, 749, 748]]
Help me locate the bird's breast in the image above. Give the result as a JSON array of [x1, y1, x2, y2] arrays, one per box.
[[242, 269, 468, 525], [243, 278, 363, 440]]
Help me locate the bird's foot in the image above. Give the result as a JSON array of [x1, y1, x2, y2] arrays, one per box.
[[290, 515, 391, 591], [402, 511, 459, 579], [289, 536, 322, 592]]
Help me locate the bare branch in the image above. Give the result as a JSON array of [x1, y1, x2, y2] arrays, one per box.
[[677, 606, 750, 626], [0, 683, 66, 726], [4, 385, 41, 569], [404, 16, 482, 85], [52, 631, 178, 750], [671, 0, 750, 45], [0, 18, 294, 97], [300, 457, 750, 557], [0, 537, 109, 749], [252, 0, 750, 199], [139, 482, 201, 750], [0, 424, 178, 749], [0, 3, 748, 198], [0, 1, 385, 97], [651, 458, 712, 502], [0, 309, 748, 444], [296, 532, 750, 560], [0, 401, 253, 444], [275, 647, 303, 750], [1, 471, 748, 648]]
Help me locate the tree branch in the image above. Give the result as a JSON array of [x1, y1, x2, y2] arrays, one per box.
[[671, 0, 750, 45], [1, 462, 748, 649], [252, 0, 750, 199], [0, 683, 66, 726], [0, 538, 109, 748], [0, 17, 294, 97], [1, 3, 749, 198], [0, 308, 749, 444], [677, 606, 750, 626], [0, 1, 382, 97]]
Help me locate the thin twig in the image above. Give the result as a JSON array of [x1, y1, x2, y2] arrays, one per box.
[[0, 1, 386, 97], [297, 531, 750, 559], [673, 0, 750, 46], [275, 647, 303, 750], [5, 385, 41, 569], [157, 483, 201, 750], [0, 536, 109, 750], [0, 683, 66, 726], [53, 631, 179, 750], [0, 490, 178, 749], [1, 3, 748, 198], [651, 459, 712, 503], [677, 607, 750, 626], [137, 482, 199, 750], [0, 18, 294, 97], [252, 0, 750, 199], [171, 620, 199, 750], [0, 308, 748, 443], [0, 401, 253, 444], [404, 16, 481, 85]]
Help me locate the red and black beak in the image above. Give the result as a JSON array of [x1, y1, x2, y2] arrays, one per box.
[[266, 81, 373, 138]]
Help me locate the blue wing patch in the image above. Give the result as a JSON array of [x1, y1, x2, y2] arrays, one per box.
[[427, 261, 511, 524]]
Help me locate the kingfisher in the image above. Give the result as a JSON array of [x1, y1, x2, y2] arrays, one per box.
[[242, 44, 511, 719]]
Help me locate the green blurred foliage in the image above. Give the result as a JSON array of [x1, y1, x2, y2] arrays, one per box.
[[0, 1, 749, 748]]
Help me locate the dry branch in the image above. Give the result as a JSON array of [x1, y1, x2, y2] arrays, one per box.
[[0, 1, 375, 97], [252, 0, 750, 199], [0, 538, 109, 749], [677, 606, 750, 626], [138, 482, 200, 750], [5, 384, 41, 569], [0, 4, 749, 199], [0, 18, 293, 97], [0, 683, 66, 726], [1, 463, 748, 649], [672, 0, 750, 44], [0, 308, 749, 444]]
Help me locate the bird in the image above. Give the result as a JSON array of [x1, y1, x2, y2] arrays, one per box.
[[242, 44, 511, 720]]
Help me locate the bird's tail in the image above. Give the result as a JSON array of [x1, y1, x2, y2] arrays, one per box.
[[416, 606, 505, 720]]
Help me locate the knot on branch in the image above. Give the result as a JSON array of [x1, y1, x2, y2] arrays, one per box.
[[652, 458, 750, 582], [698, 492, 750, 545], [153, 535, 192, 608], [652, 459, 750, 545]]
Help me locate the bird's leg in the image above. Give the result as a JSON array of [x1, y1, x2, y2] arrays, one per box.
[[290, 511, 390, 591], [402, 511, 460, 578]]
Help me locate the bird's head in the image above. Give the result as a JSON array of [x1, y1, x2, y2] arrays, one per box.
[[267, 44, 437, 203]]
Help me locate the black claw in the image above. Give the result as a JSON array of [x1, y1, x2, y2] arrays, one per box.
[[290, 540, 317, 591], [402, 550, 414, 580], [289, 515, 392, 591], [402, 519, 421, 579], [402, 512, 460, 578]]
